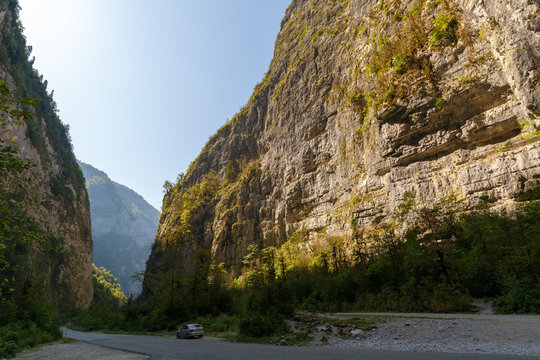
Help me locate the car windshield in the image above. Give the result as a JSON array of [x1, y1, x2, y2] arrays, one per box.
[[189, 324, 201, 328]]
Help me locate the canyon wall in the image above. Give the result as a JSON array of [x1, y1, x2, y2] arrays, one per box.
[[146, 0, 540, 279], [0, 0, 92, 309]]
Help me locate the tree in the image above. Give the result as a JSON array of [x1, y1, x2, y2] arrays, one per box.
[[163, 180, 173, 194], [224, 160, 239, 182], [176, 172, 185, 184], [0, 80, 40, 127]]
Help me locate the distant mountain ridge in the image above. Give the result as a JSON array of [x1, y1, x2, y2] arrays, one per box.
[[114, 182, 159, 232], [78, 161, 159, 296]]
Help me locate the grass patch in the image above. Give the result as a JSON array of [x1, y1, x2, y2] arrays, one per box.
[[435, 97, 447, 110]]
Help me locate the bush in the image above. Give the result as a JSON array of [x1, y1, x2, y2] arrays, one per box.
[[494, 278, 540, 314], [427, 282, 471, 313], [195, 314, 237, 333], [0, 340, 18, 359], [238, 310, 284, 337], [0, 294, 61, 358], [0, 321, 58, 357]]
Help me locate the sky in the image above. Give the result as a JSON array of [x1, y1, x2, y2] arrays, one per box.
[[18, 0, 291, 210]]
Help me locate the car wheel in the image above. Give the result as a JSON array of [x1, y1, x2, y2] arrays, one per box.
[[176, 333, 181, 339]]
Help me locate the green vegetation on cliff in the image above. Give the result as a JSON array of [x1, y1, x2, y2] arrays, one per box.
[[79, 198, 540, 337], [0, 0, 85, 205], [92, 264, 127, 305], [1, 1, 91, 355], [0, 131, 62, 358], [1, 0, 93, 312]]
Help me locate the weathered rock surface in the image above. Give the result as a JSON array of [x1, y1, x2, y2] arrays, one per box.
[[146, 0, 540, 279], [0, 1, 92, 308], [79, 161, 159, 296]]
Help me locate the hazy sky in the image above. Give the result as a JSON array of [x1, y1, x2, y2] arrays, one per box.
[[19, 0, 291, 210]]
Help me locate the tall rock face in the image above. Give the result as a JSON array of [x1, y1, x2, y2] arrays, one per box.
[[79, 161, 159, 296], [0, 1, 92, 308], [146, 0, 540, 281]]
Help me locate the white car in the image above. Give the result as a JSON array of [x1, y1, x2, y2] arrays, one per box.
[[176, 323, 204, 339]]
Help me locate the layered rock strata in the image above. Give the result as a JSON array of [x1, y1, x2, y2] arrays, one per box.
[[146, 0, 540, 279]]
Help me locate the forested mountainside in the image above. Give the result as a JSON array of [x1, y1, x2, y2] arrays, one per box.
[[0, 0, 92, 310], [145, 0, 539, 283], [1, 0, 93, 355], [79, 161, 159, 296]]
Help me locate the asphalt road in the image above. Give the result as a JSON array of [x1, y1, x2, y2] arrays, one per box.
[[63, 328, 539, 360]]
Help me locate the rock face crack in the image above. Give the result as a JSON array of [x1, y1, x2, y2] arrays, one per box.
[[385, 84, 517, 167]]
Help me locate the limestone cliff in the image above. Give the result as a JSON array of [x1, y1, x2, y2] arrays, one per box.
[[146, 0, 540, 280], [0, 1, 92, 309], [79, 161, 158, 296]]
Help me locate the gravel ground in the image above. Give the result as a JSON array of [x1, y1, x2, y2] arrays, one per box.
[[331, 317, 540, 356], [13, 342, 149, 360]]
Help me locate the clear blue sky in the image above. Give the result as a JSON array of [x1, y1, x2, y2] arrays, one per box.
[[19, 0, 291, 210]]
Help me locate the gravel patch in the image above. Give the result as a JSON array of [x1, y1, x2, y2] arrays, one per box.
[[332, 317, 540, 356], [13, 341, 149, 360]]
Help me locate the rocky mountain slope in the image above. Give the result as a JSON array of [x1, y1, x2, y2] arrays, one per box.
[[79, 161, 158, 296], [0, 0, 92, 309], [145, 0, 540, 281]]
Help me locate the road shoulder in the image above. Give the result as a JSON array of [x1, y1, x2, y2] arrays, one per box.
[[13, 341, 149, 360]]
